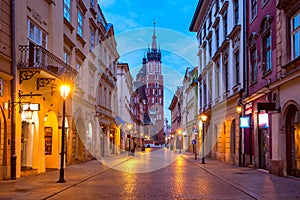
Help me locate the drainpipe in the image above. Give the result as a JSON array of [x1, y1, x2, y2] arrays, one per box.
[[11, 0, 17, 179]]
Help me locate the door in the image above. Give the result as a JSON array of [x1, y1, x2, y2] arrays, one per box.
[[258, 128, 269, 170]]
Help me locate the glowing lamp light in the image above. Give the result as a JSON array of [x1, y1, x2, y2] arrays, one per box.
[[236, 105, 242, 114], [200, 114, 208, 122], [60, 85, 70, 99]]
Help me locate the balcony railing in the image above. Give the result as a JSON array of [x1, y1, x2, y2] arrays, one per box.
[[18, 43, 77, 82]]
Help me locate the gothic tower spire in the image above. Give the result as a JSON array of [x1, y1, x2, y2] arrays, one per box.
[[152, 21, 157, 51]]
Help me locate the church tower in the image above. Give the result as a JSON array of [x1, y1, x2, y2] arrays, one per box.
[[145, 22, 164, 144]]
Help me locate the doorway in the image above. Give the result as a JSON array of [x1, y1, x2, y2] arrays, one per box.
[[258, 128, 270, 170], [286, 105, 300, 177]]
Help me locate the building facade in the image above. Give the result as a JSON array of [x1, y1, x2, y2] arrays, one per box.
[[181, 67, 198, 152], [2, 0, 119, 179], [273, 0, 300, 177], [244, 0, 277, 171], [0, 0, 13, 180], [116, 63, 134, 152], [190, 0, 246, 165]]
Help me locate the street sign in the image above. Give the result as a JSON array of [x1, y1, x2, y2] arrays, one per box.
[[192, 139, 196, 144]]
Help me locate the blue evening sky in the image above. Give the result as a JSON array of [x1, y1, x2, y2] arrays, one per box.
[[100, 0, 199, 122]]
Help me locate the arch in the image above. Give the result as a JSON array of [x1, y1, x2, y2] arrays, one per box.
[[282, 101, 300, 177]]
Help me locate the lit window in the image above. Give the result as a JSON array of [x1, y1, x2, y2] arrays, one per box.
[[291, 12, 300, 59], [64, 0, 71, 22]]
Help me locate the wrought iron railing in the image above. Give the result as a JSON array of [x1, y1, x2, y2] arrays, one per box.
[[18, 43, 77, 82]]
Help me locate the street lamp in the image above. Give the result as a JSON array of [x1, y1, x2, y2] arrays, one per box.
[[200, 114, 208, 164], [58, 84, 70, 183], [127, 123, 133, 156], [236, 105, 243, 166], [177, 129, 182, 153]]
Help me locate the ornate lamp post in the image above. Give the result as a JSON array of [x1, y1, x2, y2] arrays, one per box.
[[236, 105, 243, 166], [127, 123, 133, 156], [58, 84, 70, 183], [177, 129, 182, 153], [200, 114, 208, 164]]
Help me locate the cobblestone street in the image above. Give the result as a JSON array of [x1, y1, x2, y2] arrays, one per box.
[[0, 149, 300, 200]]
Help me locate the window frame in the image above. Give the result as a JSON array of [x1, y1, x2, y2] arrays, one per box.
[[90, 28, 95, 52], [250, 47, 258, 83], [262, 31, 272, 73], [233, 0, 239, 25], [77, 10, 83, 37], [250, 0, 258, 21], [64, 0, 71, 22], [234, 50, 240, 85], [291, 11, 300, 60]]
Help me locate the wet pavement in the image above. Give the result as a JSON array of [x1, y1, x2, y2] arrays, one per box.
[[0, 148, 299, 200]]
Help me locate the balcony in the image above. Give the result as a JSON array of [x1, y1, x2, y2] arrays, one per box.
[[18, 43, 77, 88]]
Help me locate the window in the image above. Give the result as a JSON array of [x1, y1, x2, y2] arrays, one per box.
[[215, 61, 220, 98], [291, 12, 300, 59], [208, 38, 212, 57], [76, 63, 82, 87], [250, 48, 258, 82], [223, 12, 228, 39], [262, 32, 272, 73], [155, 74, 158, 80], [28, 20, 47, 47], [215, 0, 219, 15], [64, 51, 70, 64], [215, 25, 219, 49], [64, 0, 71, 22], [77, 10, 83, 37], [234, 51, 240, 85], [199, 84, 202, 108], [89, 72, 94, 96], [155, 63, 159, 72], [203, 22, 206, 38], [234, 0, 239, 25], [156, 82, 158, 88], [199, 31, 202, 45], [223, 62, 228, 92], [209, 10, 212, 27], [90, 29, 95, 51], [204, 83, 207, 106], [90, 0, 95, 8], [251, 0, 257, 21], [155, 98, 158, 104]]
